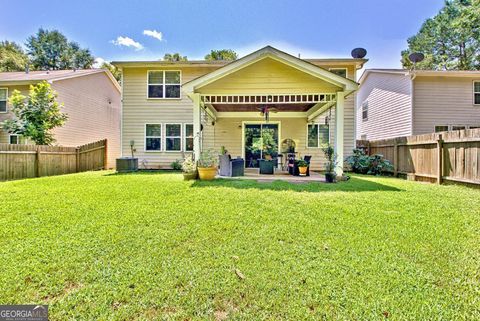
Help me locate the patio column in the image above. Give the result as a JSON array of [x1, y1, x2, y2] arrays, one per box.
[[192, 93, 202, 161], [334, 91, 345, 177]]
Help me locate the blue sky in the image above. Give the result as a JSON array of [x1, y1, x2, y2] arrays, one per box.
[[1, 0, 443, 71]]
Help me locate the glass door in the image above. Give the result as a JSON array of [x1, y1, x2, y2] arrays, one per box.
[[244, 124, 279, 168]]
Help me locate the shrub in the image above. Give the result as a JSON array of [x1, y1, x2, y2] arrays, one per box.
[[197, 149, 218, 168], [346, 149, 393, 176], [171, 159, 182, 170], [181, 155, 196, 173], [322, 144, 338, 174]]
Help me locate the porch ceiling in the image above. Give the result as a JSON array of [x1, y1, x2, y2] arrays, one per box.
[[212, 103, 315, 112]]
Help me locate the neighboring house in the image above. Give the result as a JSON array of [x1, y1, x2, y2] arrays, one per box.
[[113, 46, 367, 174], [0, 69, 121, 168], [357, 69, 480, 140]]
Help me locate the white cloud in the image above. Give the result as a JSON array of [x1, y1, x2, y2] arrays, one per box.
[[143, 29, 163, 41], [93, 57, 106, 68], [110, 36, 144, 51]]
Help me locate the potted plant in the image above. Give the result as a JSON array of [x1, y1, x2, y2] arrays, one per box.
[[181, 155, 197, 180], [197, 149, 218, 180], [297, 159, 308, 176], [322, 144, 338, 183]]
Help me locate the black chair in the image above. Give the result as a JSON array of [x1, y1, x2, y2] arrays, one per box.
[[293, 155, 312, 176], [219, 155, 245, 177], [259, 159, 275, 174], [287, 153, 296, 175]]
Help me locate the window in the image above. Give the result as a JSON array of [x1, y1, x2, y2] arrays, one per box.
[[435, 125, 449, 133], [184, 124, 194, 151], [165, 124, 181, 151], [362, 101, 368, 121], [329, 68, 347, 78], [474, 81, 480, 105], [0, 88, 7, 113], [145, 124, 162, 151], [9, 134, 19, 144], [307, 124, 329, 148], [148, 71, 181, 99], [452, 125, 466, 131]]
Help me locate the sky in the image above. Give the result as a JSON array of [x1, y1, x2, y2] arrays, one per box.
[[1, 0, 443, 72]]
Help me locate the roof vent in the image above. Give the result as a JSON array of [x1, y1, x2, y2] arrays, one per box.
[[351, 48, 367, 59]]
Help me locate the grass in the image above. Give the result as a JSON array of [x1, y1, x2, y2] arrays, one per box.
[[0, 171, 479, 320]]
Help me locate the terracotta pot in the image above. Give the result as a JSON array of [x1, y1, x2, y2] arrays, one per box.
[[183, 171, 197, 181], [298, 166, 308, 176], [198, 166, 217, 180]]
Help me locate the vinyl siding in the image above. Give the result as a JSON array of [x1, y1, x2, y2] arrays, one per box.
[[413, 76, 480, 134], [0, 85, 30, 143], [357, 72, 412, 140]]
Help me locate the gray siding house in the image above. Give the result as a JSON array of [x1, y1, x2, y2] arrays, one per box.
[[357, 69, 480, 140]]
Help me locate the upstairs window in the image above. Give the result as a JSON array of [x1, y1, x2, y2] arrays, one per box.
[[329, 68, 348, 78], [474, 81, 480, 105], [434, 125, 449, 133], [0, 88, 7, 112], [148, 71, 181, 99], [307, 124, 329, 148], [362, 101, 368, 121]]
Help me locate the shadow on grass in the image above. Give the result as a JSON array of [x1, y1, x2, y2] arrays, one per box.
[[104, 170, 181, 176], [191, 176, 403, 193]]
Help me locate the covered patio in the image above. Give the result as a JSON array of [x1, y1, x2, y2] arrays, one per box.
[[218, 168, 326, 183], [183, 46, 362, 176]]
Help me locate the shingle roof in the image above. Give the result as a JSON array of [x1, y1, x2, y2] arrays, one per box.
[[0, 69, 106, 82]]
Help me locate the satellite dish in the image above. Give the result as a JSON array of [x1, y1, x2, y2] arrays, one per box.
[[408, 52, 425, 64], [351, 48, 367, 59]]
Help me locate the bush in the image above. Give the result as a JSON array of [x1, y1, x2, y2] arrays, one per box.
[[197, 149, 218, 168], [346, 149, 393, 176], [171, 160, 182, 170], [181, 155, 196, 173]]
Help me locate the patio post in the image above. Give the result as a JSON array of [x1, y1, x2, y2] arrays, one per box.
[[334, 91, 345, 177], [192, 93, 202, 161]]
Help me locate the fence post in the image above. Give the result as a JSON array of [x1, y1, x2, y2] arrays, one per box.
[[437, 134, 443, 185], [35, 147, 40, 177], [103, 139, 108, 169], [76, 147, 80, 172], [393, 138, 398, 177]]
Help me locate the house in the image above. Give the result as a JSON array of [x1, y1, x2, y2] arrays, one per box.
[[113, 46, 367, 175], [357, 69, 480, 140], [0, 69, 121, 168]]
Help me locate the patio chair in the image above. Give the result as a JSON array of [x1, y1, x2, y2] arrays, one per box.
[[219, 155, 245, 177]]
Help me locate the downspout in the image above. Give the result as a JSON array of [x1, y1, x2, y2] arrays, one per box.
[[409, 70, 415, 136]]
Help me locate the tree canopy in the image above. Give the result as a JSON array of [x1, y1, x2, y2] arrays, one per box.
[[163, 53, 188, 62], [26, 28, 95, 70], [3, 81, 68, 145], [401, 0, 480, 70], [100, 61, 121, 82], [204, 49, 238, 61], [0, 41, 29, 72]]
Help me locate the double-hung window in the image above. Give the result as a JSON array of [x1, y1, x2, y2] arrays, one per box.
[[9, 134, 20, 144], [184, 124, 194, 151], [145, 124, 162, 151], [307, 124, 329, 148], [148, 71, 181, 99], [474, 81, 480, 105], [165, 124, 181, 151], [0, 88, 7, 113], [362, 101, 368, 121]]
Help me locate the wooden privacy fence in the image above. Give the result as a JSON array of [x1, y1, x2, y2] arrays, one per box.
[[0, 139, 107, 181], [357, 129, 480, 185]]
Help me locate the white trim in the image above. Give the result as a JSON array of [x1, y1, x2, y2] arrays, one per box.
[[241, 121, 281, 161], [147, 70, 182, 100], [164, 123, 182, 152], [0, 87, 8, 113], [361, 100, 368, 121], [473, 80, 480, 106], [144, 123, 162, 152], [183, 123, 194, 152], [9, 134, 20, 144], [329, 68, 348, 78], [216, 111, 307, 118], [306, 123, 330, 148]]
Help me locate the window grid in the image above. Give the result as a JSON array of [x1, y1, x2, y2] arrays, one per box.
[[0, 88, 7, 113], [147, 71, 181, 99], [184, 124, 194, 152], [307, 123, 329, 148], [145, 124, 162, 151], [474, 81, 480, 105], [165, 124, 182, 151], [362, 101, 368, 121]]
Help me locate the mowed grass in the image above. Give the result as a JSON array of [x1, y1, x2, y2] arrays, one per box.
[[0, 171, 479, 320]]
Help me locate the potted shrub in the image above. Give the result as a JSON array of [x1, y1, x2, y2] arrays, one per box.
[[181, 155, 197, 180], [322, 144, 338, 183], [297, 159, 308, 176], [197, 149, 218, 180]]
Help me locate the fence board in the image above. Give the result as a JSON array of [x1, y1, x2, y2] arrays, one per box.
[[0, 139, 107, 181], [357, 129, 480, 186]]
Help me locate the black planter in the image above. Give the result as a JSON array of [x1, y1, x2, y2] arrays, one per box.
[[325, 172, 336, 183]]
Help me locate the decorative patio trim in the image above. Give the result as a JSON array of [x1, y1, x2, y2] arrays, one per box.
[[201, 93, 336, 105]]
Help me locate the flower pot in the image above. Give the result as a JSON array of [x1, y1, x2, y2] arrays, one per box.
[[183, 171, 197, 181], [198, 166, 217, 181], [298, 166, 308, 176], [325, 172, 336, 183]]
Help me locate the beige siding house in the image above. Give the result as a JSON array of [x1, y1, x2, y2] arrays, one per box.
[[0, 69, 121, 168], [357, 69, 480, 140], [114, 46, 367, 174]]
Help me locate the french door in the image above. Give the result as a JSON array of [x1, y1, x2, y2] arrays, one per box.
[[244, 123, 279, 168]]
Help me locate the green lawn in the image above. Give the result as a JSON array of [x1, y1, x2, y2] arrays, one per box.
[[0, 171, 479, 320]]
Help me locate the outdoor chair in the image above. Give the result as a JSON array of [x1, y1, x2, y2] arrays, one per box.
[[259, 159, 275, 174], [219, 155, 245, 177]]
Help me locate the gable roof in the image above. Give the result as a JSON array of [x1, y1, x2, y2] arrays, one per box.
[[182, 46, 359, 93], [0, 69, 121, 92]]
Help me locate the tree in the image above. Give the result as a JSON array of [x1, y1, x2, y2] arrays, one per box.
[[26, 28, 95, 70], [100, 61, 121, 82], [163, 53, 188, 62], [401, 0, 480, 70], [204, 49, 238, 61], [3, 81, 68, 145], [0, 41, 29, 72]]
